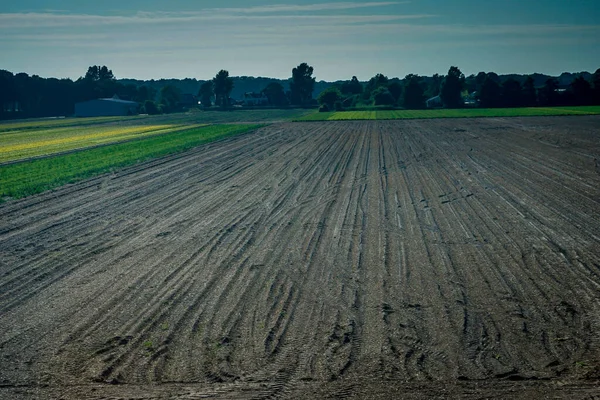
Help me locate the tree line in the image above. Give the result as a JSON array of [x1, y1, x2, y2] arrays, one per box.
[[317, 66, 600, 111], [1, 63, 599, 120], [1, 66, 160, 119], [0, 63, 318, 119], [196, 63, 316, 109]]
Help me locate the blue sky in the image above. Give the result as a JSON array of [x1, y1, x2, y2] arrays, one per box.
[[1, 0, 599, 81]]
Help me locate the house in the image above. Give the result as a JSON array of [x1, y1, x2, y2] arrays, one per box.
[[426, 95, 442, 108], [74, 96, 138, 117], [243, 92, 269, 106]]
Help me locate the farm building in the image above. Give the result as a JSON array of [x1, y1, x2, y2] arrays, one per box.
[[74, 97, 139, 117]]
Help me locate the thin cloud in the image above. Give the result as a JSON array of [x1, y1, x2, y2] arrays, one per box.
[[0, 12, 433, 29], [133, 2, 405, 17], [208, 2, 406, 13]]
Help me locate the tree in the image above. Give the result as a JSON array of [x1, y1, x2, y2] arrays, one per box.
[[262, 82, 288, 106], [317, 87, 343, 110], [522, 76, 537, 107], [440, 66, 465, 108], [79, 65, 119, 99], [290, 63, 315, 105], [144, 100, 160, 115], [501, 79, 523, 107], [120, 83, 139, 101], [0, 70, 16, 118], [213, 70, 234, 108], [84, 65, 114, 82], [539, 78, 559, 106], [366, 73, 388, 90], [593, 68, 600, 104], [388, 81, 403, 103], [135, 85, 156, 104], [478, 76, 501, 107], [403, 74, 425, 109], [364, 73, 389, 101], [372, 87, 395, 106], [160, 85, 181, 113], [198, 81, 214, 107], [426, 73, 442, 98], [341, 76, 363, 95], [474, 72, 487, 93], [570, 75, 592, 105]]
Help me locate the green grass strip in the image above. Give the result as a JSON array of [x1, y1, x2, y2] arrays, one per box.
[[0, 124, 261, 201], [0, 116, 147, 132], [294, 106, 600, 121]]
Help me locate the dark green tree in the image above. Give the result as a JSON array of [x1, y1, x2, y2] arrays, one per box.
[[426, 73, 442, 98], [144, 100, 160, 115], [160, 85, 181, 113], [501, 79, 523, 107], [388, 81, 403, 103], [317, 87, 343, 110], [478, 76, 501, 108], [262, 82, 288, 106], [539, 78, 559, 106], [80, 65, 119, 99], [403, 74, 425, 109], [440, 66, 465, 108], [341, 76, 363, 95], [213, 70, 234, 108], [198, 81, 214, 107], [570, 75, 592, 105], [593, 68, 600, 104], [84, 65, 114, 82], [0, 70, 17, 118], [474, 72, 487, 93], [135, 85, 156, 103], [120, 84, 139, 101], [364, 73, 389, 101], [290, 63, 316, 105], [372, 87, 395, 106], [522, 76, 537, 107]]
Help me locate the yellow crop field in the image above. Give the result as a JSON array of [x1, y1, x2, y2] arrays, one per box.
[[0, 124, 206, 163]]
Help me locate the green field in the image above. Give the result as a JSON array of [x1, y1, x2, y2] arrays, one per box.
[[295, 106, 600, 121], [0, 124, 261, 201]]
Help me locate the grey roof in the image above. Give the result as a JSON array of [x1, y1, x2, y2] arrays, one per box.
[[98, 98, 138, 105]]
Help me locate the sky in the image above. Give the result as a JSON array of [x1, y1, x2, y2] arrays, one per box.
[[1, 0, 599, 81]]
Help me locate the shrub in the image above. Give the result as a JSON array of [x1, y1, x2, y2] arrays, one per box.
[[144, 100, 160, 115], [317, 87, 342, 110], [372, 87, 395, 106]]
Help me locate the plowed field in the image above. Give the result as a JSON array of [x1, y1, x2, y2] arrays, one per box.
[[1, 117, 600, 399]]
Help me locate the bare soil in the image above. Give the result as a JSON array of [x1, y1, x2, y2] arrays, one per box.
[[1, 117, 600, 399]]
